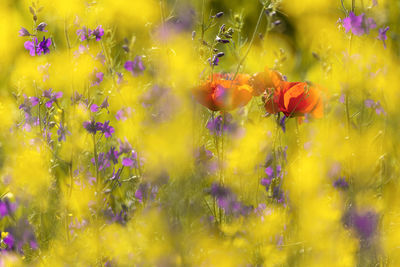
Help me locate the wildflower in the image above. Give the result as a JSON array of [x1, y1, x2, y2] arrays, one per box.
[[0, 199, 16, 217], [90, 104, 99, 112], [106, 147, 119, 164], [279, 115, 286, 132], [91, 153, 110, 170], [192, 73, 253, 111], [333, 177, 349, 189], [36, 36, 52, 55], [124, 56, 145, 76], [97, 121, 114, 138], [364, 99, 386, 115], [118, 138, 133, 154], [344, 209, 378, 241], [83, 120, 102, 134], [19, 95, 39, 114], [206, 113, 236, 136], [250, 67, 283, 96], [24, 37, 38, 56], [77, 26, 90, 41], [100, 97, 109, 110], [19, 27, 30, 36], [90, 25, 104, 41], [342, 12, 376, 36], [135, 182, 158, 203], [209, 183, 252, 216], [122, 151, 138, 167], [115, 107, 132, 121], [43, 88, 62, 108], [91, 71, 104, 86], [57, 123, 71, 142], [378, 26, 389, 48], [36, 22, 47, 32], [264, 81, 323, 118]]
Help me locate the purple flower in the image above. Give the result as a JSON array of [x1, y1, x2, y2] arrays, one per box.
[[24, 37, 38, 56], [36, 22, 47, 32], [333, 177, 349, 189], [342, 12, 376, 36], [122, 151, 138, 167], [124, 56, 145, 76], [261, 178, 271, 189], [106, 147, 119, 164], [118, 138, 133, 154], [91, 152, 110, 171], [83, 120, 102, 134], [378, 26, 389, 48], [135, 182, 158, 203], [19, 95, 39, 114], [209, 183, 252, 216], [344, 210, 378, 241], [77, 26, 89, 41], [36, 36, 52, 55], [90, 25, 104, 41], [98, 120, 114, 138], [115, 107, 132, 121], [100, 97, 109, 110], [206, 113, 236, 136], [279, 116, 286, 132], [19, 27, 30, 36], [57, 123, 71, 142], [3, 233, 14, 249], [364, 99, 386, 115], [272, 186, 285, 203], [90, 104, 99, 112], [43, 88, 63, 108], [0, 199, 16, 217], [91, 71, 104, 86]]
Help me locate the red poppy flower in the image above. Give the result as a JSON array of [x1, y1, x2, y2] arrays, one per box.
[[265, 81, 323, 118], [192, 73, 254, 111]]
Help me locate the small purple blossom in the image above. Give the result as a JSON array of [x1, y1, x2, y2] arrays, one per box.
[[43, 89, 63, 108], [206, 113, 237, 136], [342, 12, 376, 36], [77, 26, 89, 41], [118, 138, 133, 154], [83, 120, 102, 134], [124, 56, 145, 76], [91, 152, 110, 171], [115, 107, 132, 121], [90, 25, 104, 41], [24, 37, 38, 56], [135, 182, 158, 203], [106, 147, 119, 164], [333, 177, 349, 189], [209, 183, 252, 216], [378, 26, 389, 48], [19, 27, 30, 36], [36, 22, 47, 32], [122, 151, 138, 168], [0, 199, 17, 217], [90, 104, 99, 112], [98, 120, 114, 138], [36, 36, 52, 55], [91, 71, 104, 86], [57, 123, 71, 142], [279, 115, 286, 132], [344, 210, 378, 241], [364, 99, 386, 115]]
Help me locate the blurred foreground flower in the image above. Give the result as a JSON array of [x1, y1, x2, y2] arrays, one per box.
[[192, 73, 253, 111], [341, 11, 376, 36]]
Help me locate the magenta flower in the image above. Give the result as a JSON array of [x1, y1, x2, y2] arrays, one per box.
[[342, 12, 376, 36], [77, 26, 90, 41], [98, 120, 114, 138], [90, 25, 104, 41], [91, 153, 110, 171], [124, 56, 145, 76], [24, 37, 38, 56], [378, 26, 389, 48], [91, 71, 104, 86], [122, 151, 138, 167], [19, 27, 30, 36], [83, 120, 102, 134]]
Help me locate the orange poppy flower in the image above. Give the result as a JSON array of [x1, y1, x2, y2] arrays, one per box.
[[192, 73, 254, 111], [249, 67, 283, 96], [265, 81, 323, 118]]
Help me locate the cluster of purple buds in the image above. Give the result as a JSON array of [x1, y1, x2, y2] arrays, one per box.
[[83, 120, 114, 138], [365, 99, 386, 115], [115, 107, 132, 121], [18, 95, 39, 131], [124, 56, 145, 76], [77, 25, 104, 41], [261, 165, 282, 191], [208, 183, 252, 217]]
